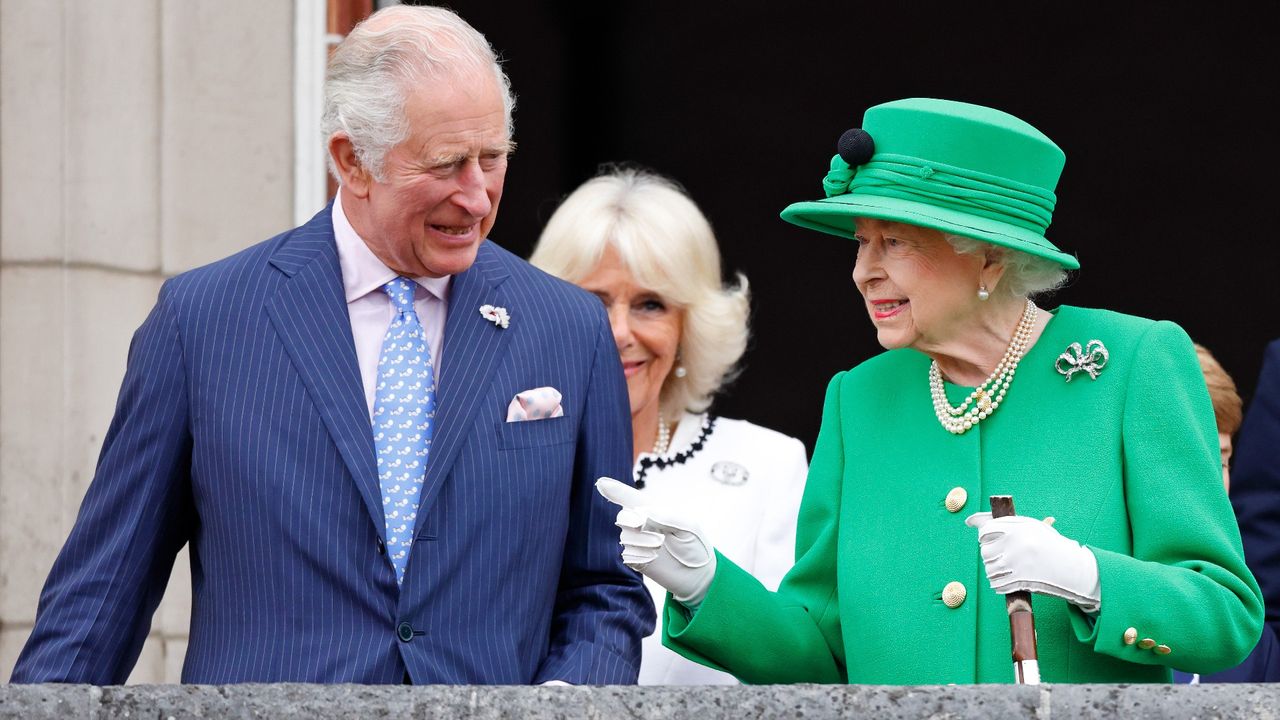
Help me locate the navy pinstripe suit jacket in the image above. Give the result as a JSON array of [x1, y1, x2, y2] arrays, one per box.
[[11, 205, 654, 684]]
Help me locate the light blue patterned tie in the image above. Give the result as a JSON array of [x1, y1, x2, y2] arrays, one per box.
[[373, 277, 436, 584]]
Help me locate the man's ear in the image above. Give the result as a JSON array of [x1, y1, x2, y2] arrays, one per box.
[[329, 133, 371, 198]]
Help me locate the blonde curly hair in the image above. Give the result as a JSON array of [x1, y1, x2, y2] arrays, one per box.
[[530, 167, 750, 420]]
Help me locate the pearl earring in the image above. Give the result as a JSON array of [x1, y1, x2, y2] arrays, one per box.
[[674, 366, 688, 378], [977, 283, 990, 301]]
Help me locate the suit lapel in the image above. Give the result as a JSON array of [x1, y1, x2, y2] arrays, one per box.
[[413, 242, 512, 535], [264, 206, 385, 538]]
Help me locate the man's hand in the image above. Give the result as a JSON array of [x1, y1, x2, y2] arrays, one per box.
[[966, 512, 1101, 612], [595, 477, 717, 608]]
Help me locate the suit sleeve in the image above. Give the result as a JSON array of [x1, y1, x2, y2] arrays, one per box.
[[662, 373, 848, 684], [9, 281, 194, 684], [1224, 339, 1280, 680], [1069, 321, 1264, 674], [532, 310, 655, 684]]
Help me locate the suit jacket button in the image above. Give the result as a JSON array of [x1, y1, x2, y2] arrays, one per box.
[[397, 622, 414, 643], [376, 538, 386, 555], [1138, 638, 1156, 650], [1123, 627, 1137, 645], [944, 487, 968, 513]]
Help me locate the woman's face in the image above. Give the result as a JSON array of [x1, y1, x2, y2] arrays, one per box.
[[850, 218, 986, 352], [577, 246, 683, 422]]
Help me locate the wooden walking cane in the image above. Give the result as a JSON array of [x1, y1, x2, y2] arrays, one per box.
[[990, 495, 1040, 685]]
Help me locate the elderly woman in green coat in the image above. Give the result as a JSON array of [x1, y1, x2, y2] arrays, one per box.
[[597, 97, 1263, 684]]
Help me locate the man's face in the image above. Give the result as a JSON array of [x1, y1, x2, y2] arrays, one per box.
[[356, 71, 510, 278]]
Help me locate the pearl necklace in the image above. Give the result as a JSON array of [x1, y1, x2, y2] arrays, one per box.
[[930, 299, 1037, 435], [652, 415, 672, 454]]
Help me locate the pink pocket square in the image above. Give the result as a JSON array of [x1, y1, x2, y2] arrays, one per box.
[[506, 387, 565, 422]]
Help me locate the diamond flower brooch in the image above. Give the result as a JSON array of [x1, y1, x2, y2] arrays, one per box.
[[479, 304, 510, 329]]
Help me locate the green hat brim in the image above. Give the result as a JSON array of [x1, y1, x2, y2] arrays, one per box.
[[781, 193, 1080, 270]]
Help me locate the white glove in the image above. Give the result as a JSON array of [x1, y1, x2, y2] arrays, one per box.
[[595, 477, 717, 608], [965, 512, 1102, 613]]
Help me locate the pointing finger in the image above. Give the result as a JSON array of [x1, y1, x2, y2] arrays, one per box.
[[596, 477, 645, 509]]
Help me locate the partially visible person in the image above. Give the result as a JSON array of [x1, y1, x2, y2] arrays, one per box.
[[1185, 339, 1280, 683], [1194, 343, 1244, 491], [597, 98, 1263, 683], [1172, 343, 1278, 682], [531, 167, 808, 685]]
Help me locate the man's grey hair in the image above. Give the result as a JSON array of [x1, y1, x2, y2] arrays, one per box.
[[321, 5, 515, 181]]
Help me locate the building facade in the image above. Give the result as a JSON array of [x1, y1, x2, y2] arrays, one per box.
[[0, 0, 319, 682]]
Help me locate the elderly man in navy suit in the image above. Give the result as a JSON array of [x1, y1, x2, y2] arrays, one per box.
[[11, 5, 652, 684]]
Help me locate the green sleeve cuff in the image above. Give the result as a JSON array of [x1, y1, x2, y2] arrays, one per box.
[[662, 551, 845, 684], [1073, 546, 1261, 675], [661, 551, 754, 675]]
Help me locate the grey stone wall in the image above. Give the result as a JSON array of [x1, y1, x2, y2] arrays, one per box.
[[3, 683, 1279, 719], [0, 0, 296, 682]]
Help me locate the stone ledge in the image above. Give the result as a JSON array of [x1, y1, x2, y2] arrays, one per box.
[[2, 683, 1278, 719]]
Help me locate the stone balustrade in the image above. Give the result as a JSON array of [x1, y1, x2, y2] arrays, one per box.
[[3, 682, 1279, 719]]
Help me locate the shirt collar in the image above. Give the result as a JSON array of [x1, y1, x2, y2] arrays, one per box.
[[332, 189, 452, 304]]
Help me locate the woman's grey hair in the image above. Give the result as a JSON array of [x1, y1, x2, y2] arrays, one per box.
[[322, 5, 515, 181], [530, 167, 751, 421], [945, 235, 1069, 299]]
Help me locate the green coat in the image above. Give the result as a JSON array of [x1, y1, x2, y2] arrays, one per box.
[[664, 306, 1263, 683]]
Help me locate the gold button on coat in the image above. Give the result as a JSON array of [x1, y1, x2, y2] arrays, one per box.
[[1138, 638, 1156, 650], [1155, 645, 1172, 655], [944, 487, 968, 513], [942, 581, 967, 608], [1123, 628, 1137, 645]]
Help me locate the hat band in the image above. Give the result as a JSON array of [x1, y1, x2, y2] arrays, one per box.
[[823, 153, 1057, 235]]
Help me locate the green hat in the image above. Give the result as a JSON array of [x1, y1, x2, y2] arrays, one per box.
[[781, 98, 1079, 269]]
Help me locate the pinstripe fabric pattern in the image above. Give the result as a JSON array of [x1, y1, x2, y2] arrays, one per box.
[[10, 205, 654, 685]]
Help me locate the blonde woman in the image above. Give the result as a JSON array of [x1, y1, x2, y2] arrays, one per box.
[[531, 167, 808, 685]]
